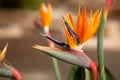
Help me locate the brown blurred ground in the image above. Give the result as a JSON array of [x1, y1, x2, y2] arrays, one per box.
[[0, 0, 120, 80]]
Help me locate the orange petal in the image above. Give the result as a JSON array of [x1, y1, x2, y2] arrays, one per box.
[[0, 43, 8, 61], [88, 9, 93, 28], [39, 3, 52, 27], [93, 9, 102, 31], [61, 20, 76, 48], [66, 13, 75, 30], [76, 6, 88, 43], [92, 9, 99, 25], [81, 10, 93, 43], [82, 9, 101, 43], [76, 11, 82, 40], [82, 7, 89, 43]]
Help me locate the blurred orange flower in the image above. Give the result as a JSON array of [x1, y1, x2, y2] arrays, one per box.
[[39, 3, 52, 27]]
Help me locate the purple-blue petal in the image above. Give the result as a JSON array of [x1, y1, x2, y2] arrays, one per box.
[[63, 18, 80, 44], [40, 33, 70, 49]]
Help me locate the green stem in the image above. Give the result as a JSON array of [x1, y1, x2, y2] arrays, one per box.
[[34, 20, 61, 79], [97, 15, 106, 80], [67, 66, 78, 80], [44, 27, 61, 80], [85, 69, 90, 80], [52, 58, 61, 80]]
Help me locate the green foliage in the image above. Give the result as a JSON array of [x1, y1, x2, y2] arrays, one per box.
[[67, 66, 85, 80], [10, 77, 16, 80], [0, 0, 43, 10], [105, 67, 115, 80], [21, 0, 43, 10]]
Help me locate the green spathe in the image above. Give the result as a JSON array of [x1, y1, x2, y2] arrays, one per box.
[[33, 45, 90, 68]]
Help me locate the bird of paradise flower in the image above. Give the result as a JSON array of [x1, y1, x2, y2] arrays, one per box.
[[33, 5, 101, 80]]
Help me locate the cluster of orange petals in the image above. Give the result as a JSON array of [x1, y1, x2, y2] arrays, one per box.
[[63, 7, 101, 48], [39, 3, 52, 27]]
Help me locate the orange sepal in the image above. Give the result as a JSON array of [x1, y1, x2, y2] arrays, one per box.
[[39, 3, 52, 27]]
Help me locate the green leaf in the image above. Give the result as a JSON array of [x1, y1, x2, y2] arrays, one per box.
[[67, 66, 78, 80], [105, 67, 115, 80], [67, 66, 85, 80]]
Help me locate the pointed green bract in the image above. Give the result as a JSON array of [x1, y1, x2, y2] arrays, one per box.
[[33, 45, 90, 68]]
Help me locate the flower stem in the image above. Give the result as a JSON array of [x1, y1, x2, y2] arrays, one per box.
[[85, 69, 90, 80], [52, 58, 61, 80], [44, 27, 61, 80], [97, 15, 106, 80]]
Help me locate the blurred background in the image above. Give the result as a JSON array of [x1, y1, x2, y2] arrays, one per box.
[[0, 0, 120, 80]]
